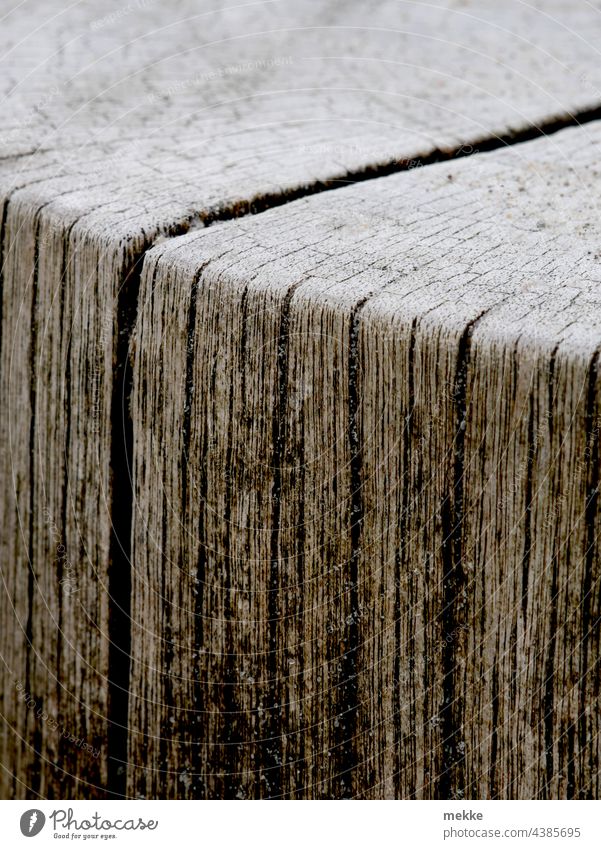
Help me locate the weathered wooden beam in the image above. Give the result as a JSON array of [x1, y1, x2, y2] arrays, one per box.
[[1, 0, 601, 799], [129, 125, 601, 798]]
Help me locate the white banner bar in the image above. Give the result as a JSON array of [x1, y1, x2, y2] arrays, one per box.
[[1, 800, 600, 849]]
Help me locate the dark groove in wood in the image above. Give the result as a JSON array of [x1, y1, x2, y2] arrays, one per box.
[[490, 656, 499, 799], [181, 269, 206, 799], [26, 215, 41, 796], [219, 303, 243, 799], [0, 198, 8, 380], [395, 316, 418, 798], [334, 298, 370, 797], [107, 251, 146, 797], [158, 512, 172, 786], [579, 347, 600, 799], [181, 269, 201, 518], [439, 327, 469, 799], [198, 103, 601, 233], [56, 221, 75, 794], [543, 345, 560, 799], [267, 284, 301, 798], [439, 312, 489, 799], [191, 378, 208, 796], [294, 389, 307, 799], [522, 399, 535, 619]]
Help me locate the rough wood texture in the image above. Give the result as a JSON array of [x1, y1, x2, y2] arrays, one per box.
[[130, 125, 601, 798], [5, 0, 601, 191], [1, 0, 601, 799]]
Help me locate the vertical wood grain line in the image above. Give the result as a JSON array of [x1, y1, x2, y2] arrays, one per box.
[[579, 347, 601, 799], [335, 298, 370, 797], [26, 214, 41, 795]]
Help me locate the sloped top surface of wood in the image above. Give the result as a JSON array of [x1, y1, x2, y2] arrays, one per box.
[[3, 0, 601, 236], [145, 122, 601, 356]]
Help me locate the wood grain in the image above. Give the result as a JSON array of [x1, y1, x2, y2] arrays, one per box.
[[1, 0, 601, 799], [129, 125, 601, 798]]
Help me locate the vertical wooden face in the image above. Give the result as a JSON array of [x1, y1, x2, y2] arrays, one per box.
[[2, 0, 601, 801]]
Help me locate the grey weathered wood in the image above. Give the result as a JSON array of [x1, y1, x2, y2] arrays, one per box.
[[130, 124, 601, 798], [1, 0, 601, 799]]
